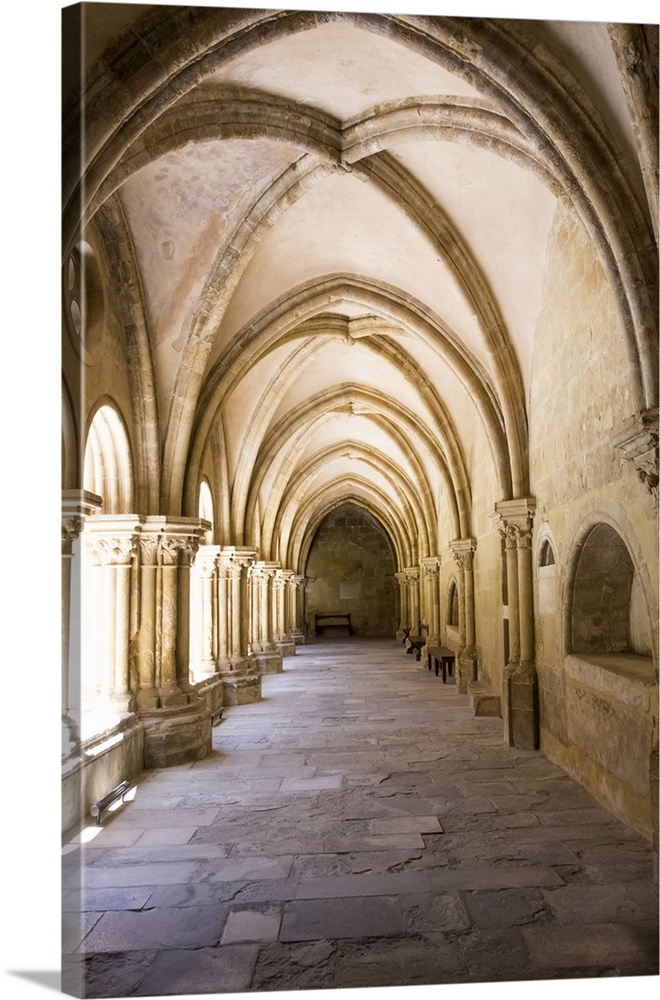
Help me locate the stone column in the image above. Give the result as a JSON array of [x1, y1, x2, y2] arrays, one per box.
[[216, 547, 261, 705], [83, 515, 142, 715], [189, 546, 220, 682], [450, 539, 478, 693], [421, 556, 441, 646], [216, 551, 231, 671], [277, 569, 296, 656], [405, 567, 420, 631], [290, 575, 306, 644], [395, 571, 409, 641], [61, 490, 102, 753], [136, 532, 159, 710], [135, 517, 212, 768], [251, 562, 282, 673], [271, 569, 293, 656], [494, 499, 538, 750]]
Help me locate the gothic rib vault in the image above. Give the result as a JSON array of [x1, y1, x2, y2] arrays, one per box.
[[62, 5, 658, 852]]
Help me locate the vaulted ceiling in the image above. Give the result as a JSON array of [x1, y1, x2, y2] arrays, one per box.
[[62, 5, 658, 571]]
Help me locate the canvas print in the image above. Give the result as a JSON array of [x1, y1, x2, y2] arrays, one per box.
[[61, 2, 659, 998]]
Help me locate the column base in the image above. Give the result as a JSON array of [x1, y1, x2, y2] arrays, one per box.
[[157, 684, 188, 708], [139, 700, 211, 768], [219, 657, 262, 705], [193, 675, 224, 719], [136, 688, 160, 711], [457, 646, 478, 694], [502, 660, 539, 750], [290, 629, 306, 645], [255, 651, 283, 674], [275, 639, 296, 657]]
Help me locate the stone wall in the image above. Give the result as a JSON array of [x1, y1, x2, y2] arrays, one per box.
[[529, 201, 658, 840], [305, 503, 397, 637]]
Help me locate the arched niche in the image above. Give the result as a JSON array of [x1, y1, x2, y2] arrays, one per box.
[[83, 402, 134, 514], [448, 579, 459, 628], [570, 522, 652, 657]]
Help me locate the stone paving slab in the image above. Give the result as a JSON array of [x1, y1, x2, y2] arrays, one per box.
[[279, 894, 404, 940], [62, 951, 157, 999], [521, 919, 659, 972], [137, 944, 259, 996], [370, 815, 443, 834], [78, 902, 230, 952], [541, 883, 658, 922], [201, 856, 294, 882], [65, 860, 201, 890], [220, 905, 282, 943], [427, 865, 566, 890], [294, 871, 432, 898], [62, 886, 154, 913]]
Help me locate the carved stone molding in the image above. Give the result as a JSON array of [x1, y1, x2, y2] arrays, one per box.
[[613, 407, 659, 512]]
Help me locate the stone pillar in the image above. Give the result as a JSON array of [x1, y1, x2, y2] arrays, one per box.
[[494, 499, 538, 750], [395, 571, 409, 641], [277, 569, 296, 656], [61, 490, 102, 753], [405, 567, 420, 631], [289, 575, 306, 644], [450, 539, 478, 693], [216, 547, 261, 705], [421, 556, 441, 646], [251, 562, 282, 673], [216, 552, 231, 670], [83, 515, 142, 714], [135, 517, 212, 768], [271, 568, 293, 656], [136, 532, 159, 710], [189, 546, 220, 682]]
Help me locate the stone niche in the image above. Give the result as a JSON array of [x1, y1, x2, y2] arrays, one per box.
[[542, 522, 657, 841], [305, 502, 397, 637]]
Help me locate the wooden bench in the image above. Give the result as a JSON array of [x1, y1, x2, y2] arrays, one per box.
[[427, 645, 456, 683], [406, 634, 427, 661], [315, 613, 352, 637]]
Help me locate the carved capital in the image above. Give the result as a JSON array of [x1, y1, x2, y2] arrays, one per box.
[[85, 534, 136, 566], [138, 535, 160, 565], [420, 555, 441, 580], [493, 499, 536, 547], [613, 407, 659, 512], [191, 548, 218, 577], [450, 538, 477, 570], [159, 536, 182, 566], [62, 514, 85, 553]]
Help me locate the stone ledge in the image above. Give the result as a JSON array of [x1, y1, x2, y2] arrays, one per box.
[[565, 653, 657, 711]]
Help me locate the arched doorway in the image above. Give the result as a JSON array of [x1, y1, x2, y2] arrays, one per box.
[[305, 502, 397, 638]]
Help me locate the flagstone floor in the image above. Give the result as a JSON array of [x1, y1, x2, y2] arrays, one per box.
[[62, 639, 658, 998]]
